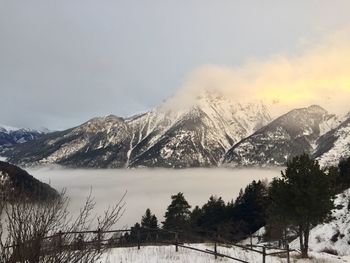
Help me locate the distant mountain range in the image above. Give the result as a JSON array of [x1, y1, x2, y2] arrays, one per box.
[[0, 124, 48, 148], [2, 91, 350, 168]]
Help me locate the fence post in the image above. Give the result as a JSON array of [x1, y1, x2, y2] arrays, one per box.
[[214, 241, 217, 259], [57, 231, 62, 252], [250, 233, 253, 249], [95, 228, 101, 252], [137, 230, 141, 250], [287, 244, 290, 263], [262, 246, 266, 263], [175, 232, 179, 252]]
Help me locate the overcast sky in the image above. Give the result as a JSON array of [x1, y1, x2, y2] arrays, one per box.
[[1, 1, 350, 130]]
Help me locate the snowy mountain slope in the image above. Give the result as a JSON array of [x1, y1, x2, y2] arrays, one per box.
[[4, 91, 271, 168], [130, 107, 225, 168], [130, 93, 271, 168], [222, 105, 340, 167], [314, 116, 350, 167], [0, 124, 48, 148], [5, 115, 133, 168], [290, 189, 350, 256]]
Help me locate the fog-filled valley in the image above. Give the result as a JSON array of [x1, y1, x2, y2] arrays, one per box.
[[28, 167, 280, 227]]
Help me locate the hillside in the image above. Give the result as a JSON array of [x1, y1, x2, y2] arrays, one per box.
[[0, 161, 58, 200], [313, 114, 350, 167]]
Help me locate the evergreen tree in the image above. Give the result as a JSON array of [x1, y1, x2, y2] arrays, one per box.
[[141, 208, 158, 229], [198, 196, 226, 232], [269, 154, 334, 258], [128, 222, 141, 243], [190, 205, 203, 228], [230, 180, 269, 236], [163, 192, 191, 231]]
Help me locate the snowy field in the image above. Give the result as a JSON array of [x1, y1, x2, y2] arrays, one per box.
[[99, 244, 350, 263], [28, 166, 280, 227], [100, 244, 284, 263]]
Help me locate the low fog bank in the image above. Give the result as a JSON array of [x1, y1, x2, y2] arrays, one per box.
[[28, 167, 281, 228]]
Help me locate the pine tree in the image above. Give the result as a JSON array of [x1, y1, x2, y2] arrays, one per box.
[[198, 196, 226, 231], [163, 192, 191, 231], [269, 154, 334, 258], [141, 208, 158, 229], [129, 222, 141, 243], [190, 205, 203, 228], [233, 180, 269, 234]]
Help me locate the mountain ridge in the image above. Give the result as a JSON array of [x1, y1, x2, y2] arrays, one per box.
[[222, 105, 341, 167], [2, 90, 350, 168], [3, 92, 272, 168]]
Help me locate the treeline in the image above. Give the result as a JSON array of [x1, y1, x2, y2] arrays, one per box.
[[126, 154, 350, 257], [125, 180, 268, 243]]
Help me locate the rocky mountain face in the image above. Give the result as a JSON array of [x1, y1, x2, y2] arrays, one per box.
[[313, 114, 350, 167], [4, 91, 271, 168], [0, 161, 58, 201], [222, 105, 341, 167], [0, 125, 48, 148], [129, 94, 271, 168]]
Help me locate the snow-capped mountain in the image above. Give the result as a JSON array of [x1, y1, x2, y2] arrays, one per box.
[[0, 124, 48, 148], [129, 93, 271, 168], [314, 114, 350, 167], [222, 105, 340, 167], [4, 91, 271, 168]]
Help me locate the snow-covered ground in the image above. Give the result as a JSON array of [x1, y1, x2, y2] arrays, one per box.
[[100, 244, 284, 263], [99, 244, 350, 263]]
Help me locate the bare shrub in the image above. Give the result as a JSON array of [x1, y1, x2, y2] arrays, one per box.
[[0, 189, 126, 263]]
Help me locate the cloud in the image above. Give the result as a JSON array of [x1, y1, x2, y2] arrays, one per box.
[[29, 166, 280, 227], [174, 27, 350, 117]]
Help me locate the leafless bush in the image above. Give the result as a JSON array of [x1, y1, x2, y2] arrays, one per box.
[[0, 189, 126, 263]]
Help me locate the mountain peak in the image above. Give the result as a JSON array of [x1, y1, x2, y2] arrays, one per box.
[[306, 105, 328, 114]]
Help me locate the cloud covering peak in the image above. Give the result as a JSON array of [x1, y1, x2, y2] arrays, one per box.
[[172, 28, 350, 118]]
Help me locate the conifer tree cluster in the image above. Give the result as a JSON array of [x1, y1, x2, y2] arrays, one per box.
[[126, 209, 159, 243], [127, 182, 270, 242]]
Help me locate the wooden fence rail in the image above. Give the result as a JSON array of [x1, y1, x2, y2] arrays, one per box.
[[4, 227, 293, 263]]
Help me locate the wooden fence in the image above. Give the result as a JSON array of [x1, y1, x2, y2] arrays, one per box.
[[4, 227, 293, 263]]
